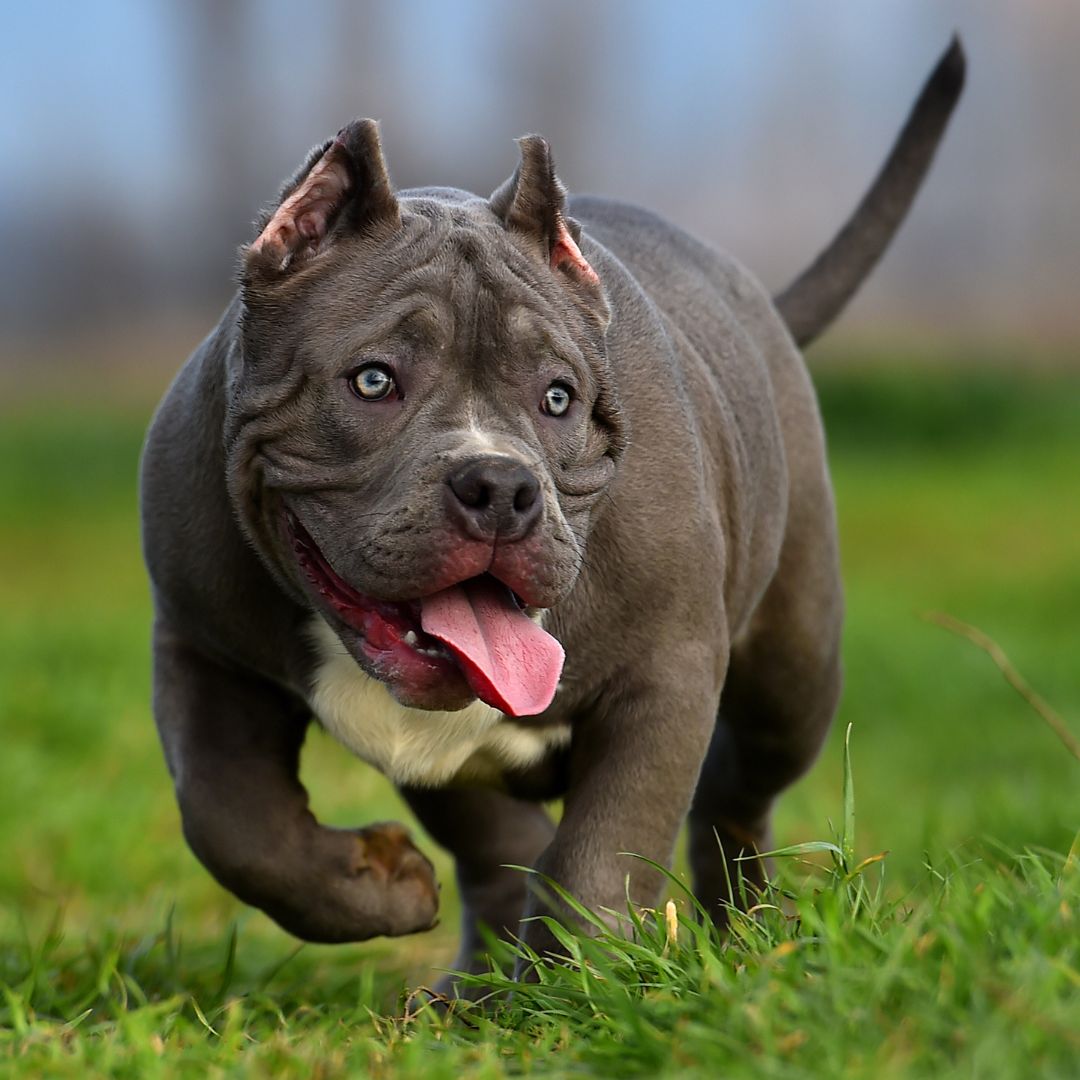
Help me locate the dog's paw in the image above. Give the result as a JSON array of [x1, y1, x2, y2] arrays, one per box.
[[348, 821, 440, 936]]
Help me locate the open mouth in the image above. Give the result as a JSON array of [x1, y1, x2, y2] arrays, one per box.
[[286, 511, 564, 716]]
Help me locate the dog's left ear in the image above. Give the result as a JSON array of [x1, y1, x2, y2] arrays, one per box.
[[491, 136, 608, 319], [246, 119, 400, 276]]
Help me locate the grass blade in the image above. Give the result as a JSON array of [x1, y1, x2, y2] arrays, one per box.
[[842, 721, 856, 870], [737, 841, 843, 860], [925, 612, 1080, 763]]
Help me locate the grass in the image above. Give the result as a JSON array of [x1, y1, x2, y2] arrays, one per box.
[[1, 359, 1078, 1075]]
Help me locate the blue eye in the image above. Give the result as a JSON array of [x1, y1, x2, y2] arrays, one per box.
[[350, 363, 395, 401], [542, 383, 573, 417]]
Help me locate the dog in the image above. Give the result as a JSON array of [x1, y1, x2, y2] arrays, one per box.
[[140, 39, 964, 987]]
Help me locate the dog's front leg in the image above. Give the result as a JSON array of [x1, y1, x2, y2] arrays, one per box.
[[518, 655, 721, 968], [398, 784, 554, 996], [152, 623, 438, 942]]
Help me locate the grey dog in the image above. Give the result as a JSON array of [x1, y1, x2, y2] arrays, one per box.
[[140, 40, 964, 985]]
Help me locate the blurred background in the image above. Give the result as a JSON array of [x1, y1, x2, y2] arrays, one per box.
[[3, 0, 1080, 386], [1, 1, 1077, 990]]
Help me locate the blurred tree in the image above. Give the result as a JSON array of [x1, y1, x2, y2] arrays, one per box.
[[176, 0, 263, 304]]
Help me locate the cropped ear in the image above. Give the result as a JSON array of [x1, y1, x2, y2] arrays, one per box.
[[246, 119, 399, 275], [490, 136, 605, 304]]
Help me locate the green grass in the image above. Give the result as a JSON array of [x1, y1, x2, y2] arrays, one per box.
[[1, 363, 1078, 1076]]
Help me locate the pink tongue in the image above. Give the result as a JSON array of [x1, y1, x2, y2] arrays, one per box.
[[420, 577, 564, 717]]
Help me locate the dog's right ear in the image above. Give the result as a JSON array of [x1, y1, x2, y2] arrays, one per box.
[[245, 119, 400, 277]]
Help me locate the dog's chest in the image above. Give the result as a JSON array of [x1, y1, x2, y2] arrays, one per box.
[[305, 618, 570, 786]]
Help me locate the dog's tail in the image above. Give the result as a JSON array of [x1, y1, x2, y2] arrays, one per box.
[[774, 36, 966, 348]]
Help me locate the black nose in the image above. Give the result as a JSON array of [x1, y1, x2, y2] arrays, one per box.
[[445, 456, 542, 542]]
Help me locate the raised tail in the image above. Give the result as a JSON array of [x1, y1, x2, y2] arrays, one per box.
[[775, 36, 966, 348]]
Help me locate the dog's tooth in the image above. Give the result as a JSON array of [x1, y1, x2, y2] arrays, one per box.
[[403, 630, 419, 646]]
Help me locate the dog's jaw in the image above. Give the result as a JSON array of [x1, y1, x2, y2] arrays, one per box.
[[306, 617, 571, 786], [286, 509, 478, 711], [285, 508, 567, 715]]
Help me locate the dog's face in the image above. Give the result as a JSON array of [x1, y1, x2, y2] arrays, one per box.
[[225, 121, 625, 713]]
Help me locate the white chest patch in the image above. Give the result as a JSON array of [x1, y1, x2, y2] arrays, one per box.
[[306, 618, 571, 787]]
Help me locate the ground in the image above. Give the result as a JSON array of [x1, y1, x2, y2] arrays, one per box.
[[1, 354, 1077, 1076]]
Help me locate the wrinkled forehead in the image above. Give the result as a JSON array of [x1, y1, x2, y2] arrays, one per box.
[[377, 196, 579, 350]]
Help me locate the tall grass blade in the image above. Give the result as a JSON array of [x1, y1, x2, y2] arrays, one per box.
[[842, 722, 856, 870], [925, 612, 1080, 762]]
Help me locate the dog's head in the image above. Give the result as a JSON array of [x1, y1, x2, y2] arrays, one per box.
[[225, 120, 626, 714]]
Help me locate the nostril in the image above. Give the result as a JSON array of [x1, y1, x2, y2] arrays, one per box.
[[448, 469, 490, 509], [513, 475, 540, 512]]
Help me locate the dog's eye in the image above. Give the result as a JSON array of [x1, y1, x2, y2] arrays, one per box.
[[350, 363, 395, 401], [542, 383, 573, 417]]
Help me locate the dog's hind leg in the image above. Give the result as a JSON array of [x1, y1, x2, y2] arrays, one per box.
[[688, 486, 843, 925], [152, 623, 439, 942], [398, 784, 555, 995]]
